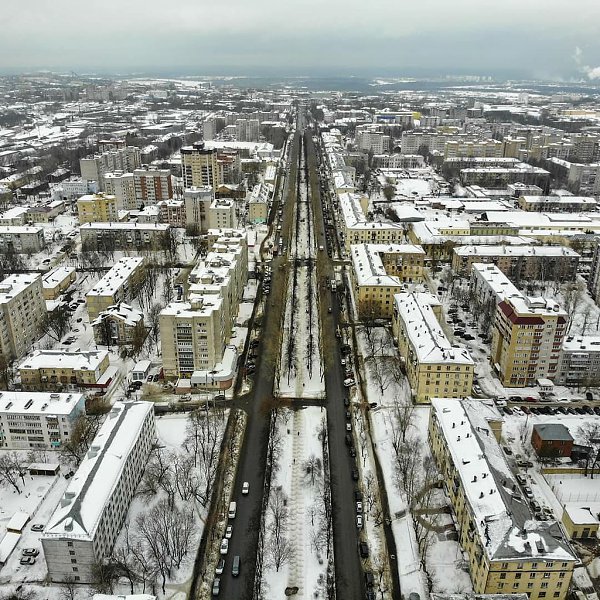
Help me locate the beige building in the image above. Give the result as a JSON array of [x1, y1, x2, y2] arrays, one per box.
[[103, 172, 136, 210], [208, 198, 237, 229], [561, 504, 600, 540], [92, 303, 144, 346], [429, 398, 576, 600], [80, 147, 141, 189], [79, 222, 171, 250], [491, 294, 567, 387], [19, 350, 110, 391], [181, 142, 221, 188], [393, 293, 474, 402], [133, 167, 173, 205], [0, 274, 46, 362], [0, 225, 46, 253], [77, 193, 118, 223], [157, 199, 186, 227], [183, 186, 214, 232], [86, 257, 146, 320], [42, 267, 77, 300], [350, 243, 425, 319], [27, 200, 65, 224], [247, 183, 272, 223]]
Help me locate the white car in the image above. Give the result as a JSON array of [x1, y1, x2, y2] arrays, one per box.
[[343, 378, 356, 388], [242, 481, 249, 495], [225, 524, 233, 539], [356, 514, 364, 529], [220, 538, 229, 555]]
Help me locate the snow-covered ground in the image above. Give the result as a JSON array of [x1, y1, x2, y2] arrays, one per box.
[[261, 406, 332, 599]]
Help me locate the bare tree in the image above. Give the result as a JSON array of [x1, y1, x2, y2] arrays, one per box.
[[0, 452, 26, 494], [58, 576, 77, 600], [61, 413, 103, 465], [302, 454, 322, 486]]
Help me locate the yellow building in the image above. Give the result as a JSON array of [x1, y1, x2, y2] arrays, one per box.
[[429, 398, 576, 600], [86, 257, 146, 320], [392, 293, 474, 403], [42, 267, 77, 300], [561, 504, 600, 541], [491, 294, 567, 387], [350, 243, 425, 319], [19, 350, 110, 391], [77, 193, 118, 223], [181, 142, 221, 188]]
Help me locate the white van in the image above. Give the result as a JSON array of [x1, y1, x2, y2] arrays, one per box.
[[228, 502, 237, 519]]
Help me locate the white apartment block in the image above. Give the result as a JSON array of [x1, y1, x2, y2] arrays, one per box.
[[103, 172, 136, 210], [0, 274, 46, 361], [208, 198, 237, 229], [470, 263, 522, 307], [184, 185, 214, 232], [0, 391, 85, 450], [0, 206, 28, 226], [86, 257, 146, 320], [339, 192, 405, 251], [79, 222, 171, 251], [133, 168, 173, 205], [235, 118, 260, 142], [80, 147, 141, 189], [400, 131, 480, 154], [0, 225, 45, 253], [556, 336, 600, 386], [42, 401, 155, 582], [372, 154, 425, 169]]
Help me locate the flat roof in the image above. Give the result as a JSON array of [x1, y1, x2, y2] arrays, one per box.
[[42, 266, 76, 287], [20, 350, 108, 373], [43, 401, 154, 542], [80, 222, 170, 231], [0, 225, 43, 234], [0, 390, 84, 416], [471, 263, 522, 301], [456, 245, 579, 258], [87, 257, 144, 297], [0, 273, 40, 303], [351, 243, 424, 287], [562, 335, 600, 352]]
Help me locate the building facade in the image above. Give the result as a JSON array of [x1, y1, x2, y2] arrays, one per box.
[[181, 143, 221, 188], [79, 222, 171, 251], [77, 193, 119, 223]]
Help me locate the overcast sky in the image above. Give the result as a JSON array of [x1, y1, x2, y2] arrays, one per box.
[[2, 0, 600, 80]]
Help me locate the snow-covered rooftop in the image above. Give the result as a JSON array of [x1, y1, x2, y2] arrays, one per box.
[[87, 257, 144, 297], [19, 350, 108, 373], [43, 401, 154, 542], [562, 335, 600, 353], [351, 243, 424, 287], [456, 244, 579, 258], [431, 398, 576, 562], [42, 266, 76, 288], [0, 390, 84, 416], [0, 273, 40, 303]]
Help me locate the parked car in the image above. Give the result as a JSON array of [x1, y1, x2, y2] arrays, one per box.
[[359, 541, 369, 558], [225, 525, 233, 539], [343, 378, 356, 387], [242, 481, 249, 495], [30, 524, 44, 532], [356, 501, 363, 514], [351, 469, 359, 481], [503, 445, 513, 455], [356, 514, 364, 529], [220, 539, 229, 555], [20, 556, 35, 565], [212, 577, 221, 596], [523, 486, 534, 499], [22, 548, 39, 557], [365, 571, 375, 588], [215, 558, 225, 575]]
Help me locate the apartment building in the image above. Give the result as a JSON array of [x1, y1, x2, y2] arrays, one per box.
[[133, 167, 173, 205], [453, 245, 580, 280], [42, 401, 155, 582], [208, 198, 237, 229], [181, 142, 221, 188], [86, 257, 146, 320], [0, 391, 86, 450], [0, 225, 45, 253], [235, 118, 260, 142], [80, 147, 141, 189], [27, 200, 65, 224], [183, 186, 214, 232], [460, 164, 550, 191], [586, 241, 600, 305], [247, 183, 272, 223], [491, 295, 567, 387], [400, 131, 480, 154], [103, 172, 136, 210], [19, 350, 110, 391], [518, 195, 597, 213], [0, 206, 28, 226], [546, 158, 600, 196], [429, 397, 576, 600], [444, 139, 504, 159], [339, 193, 405, 252], [355, 126, 391, 154], [392, 293, 474, 403], [470, 263, 522, 307], [0, 274, 46, 362], [77, 193, 118, 223], [372, 154, 425, 169], [157, 199, 186, 227], [41, 267, 77, 300], [92, 303, 144, 346], [555, 335, 600, 386], [350, 243, 425, 319], [79, 222, 171, 251]]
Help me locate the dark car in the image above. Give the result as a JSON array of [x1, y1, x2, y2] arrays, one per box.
[[359, 541, 369, 558], [351, 469, 359, 481], [365, 571, 375, 587], [355, 489, 363, 502], [343, 397, 350, 407], [345, 434, 352, 446]]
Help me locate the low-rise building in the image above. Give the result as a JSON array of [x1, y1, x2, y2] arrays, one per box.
[[0, 206, 28, 226], [42, 401, 155, 582], [0, 274, 46, 361], [0, 225, 45, 253], [86, 257, 145, 320], [42, 267, 77, 300], [561, 504, 600, 540], [393, 293, 474, 402], [453, 245, 580, 280], [0, 391, 86, 449], [19, 350, 110, 391], [429, 398, 576, 600], [157, 199, 186, 227], [27, 200, 65, 223], [531, 423, 574, 458], [555, 335, 600, 386], [491, 295, 567, 387], [79, 222, 171, 251], [518, 195, 597, 212], [350, 243, 425, 319], [77, 193, 118, 223], [470, 263, 522, 307], [208, 197, 237, 229], [92, 303, 145, 346], [247, 183, 272, 223]]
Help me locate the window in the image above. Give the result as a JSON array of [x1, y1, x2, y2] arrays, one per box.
[[72, 567, 78, 572], [67, 542, 73, 547], [554, 594, 560, 598], [532, 562, 538, 569], [516, 573, 522, 580], [71, 558, 77, 564], [541, 583, 549, 589], [500, 573, 507, 580], [539, 593, 546, 598], [74, 576, 80, 582], [528, 583, 534, 589], [543, 573, 551, 579], [530, 573, 536, 579], [513, 583, 519, 589]]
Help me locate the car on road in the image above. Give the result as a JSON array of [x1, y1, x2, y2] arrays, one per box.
[[345, 410, 351, 420], [356, 501, 363, 513], [225, 525, 233, 539], [508, 395, 522, 403], [76, 317, 83, 323], [346, 422, 352, 432], [359, 541, 369, 558], [215, 558, 225, 575], [343, 378, 356, 387], [212, 577, 221, 596], [365, 571, 375, 588], [242, 481, 249, 495], [219, 539, 229, 555], [351, 469, 359, 481], [472, 384, 483, 396], [356, 514, 363, 529], [523, 486, 534, 499], [517, 459, 534, 468], [22, 548, 39, 556], [20, 556, 36, 565], [349, 446, 356, 457], [503, 445, 512, 455], [343, 397, 350, 407], [328, 307, 332, 313], [516, 474, 527, 485], [31, 524, 44, 532]]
